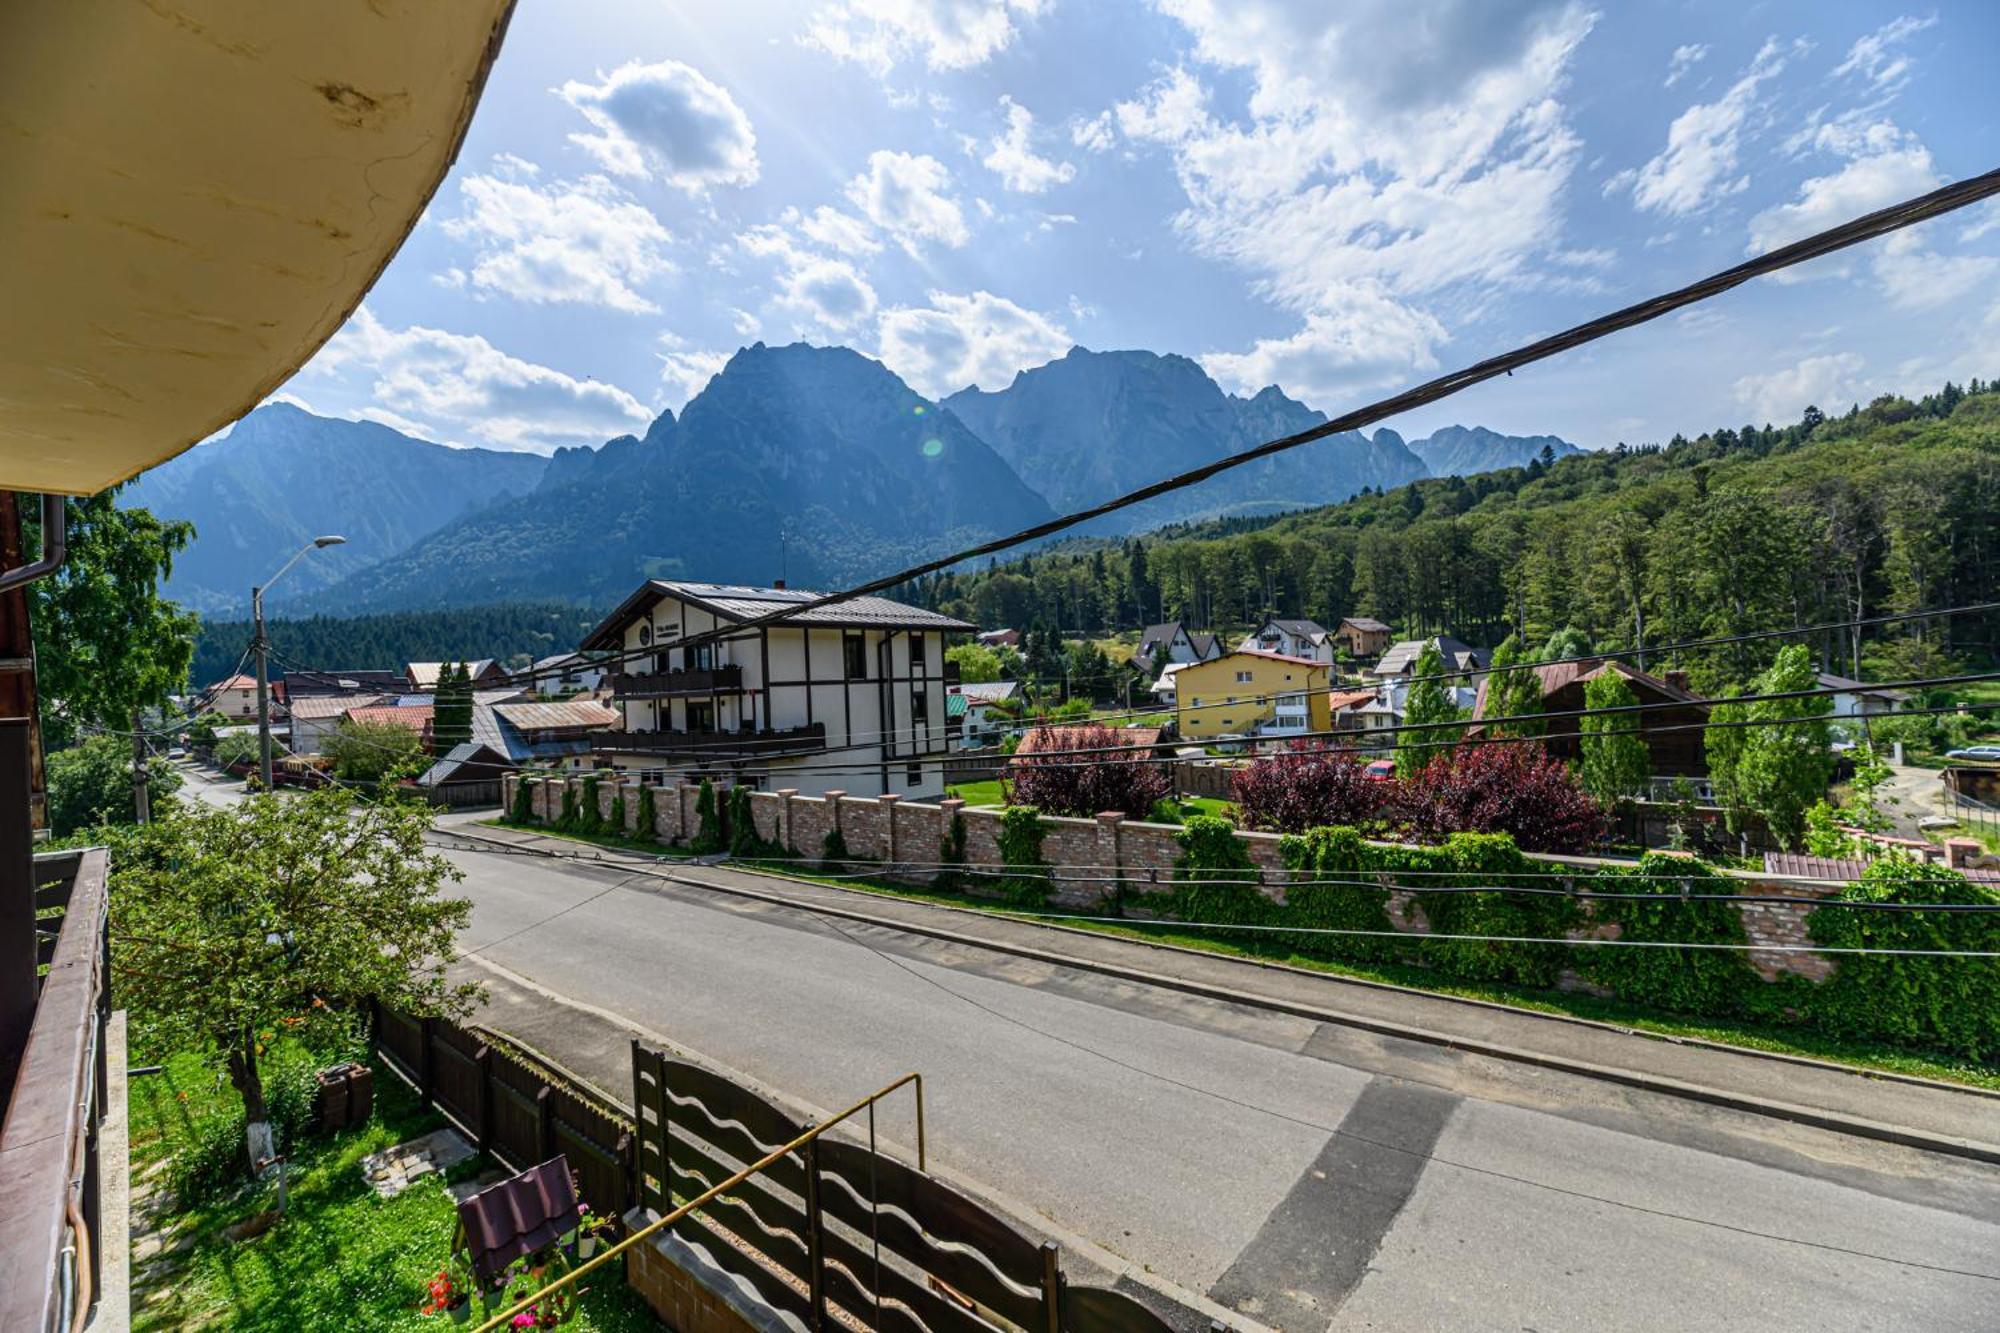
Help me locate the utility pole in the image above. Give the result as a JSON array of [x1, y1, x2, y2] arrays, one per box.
[[131, 710, 150, 823], [254, 581, 273, 791]]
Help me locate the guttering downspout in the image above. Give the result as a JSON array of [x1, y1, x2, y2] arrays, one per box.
[[0, 494, 67, 593]]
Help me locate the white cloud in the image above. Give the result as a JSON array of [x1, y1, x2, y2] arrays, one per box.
[[728, 306, 763, 337], [844, 150, 970, 251], [1832, 15, 1935, 94], [560, 61, 759, 190], [441, 173, 674, 314], [739, 226, 880, 331], [1664, 43, 1708, 89], [657, 342, 729, 411], [1746, 121, 1939, 254], [791, 205, 882, 256], [1202, 289, 1446, 404], [804, 0, 1048, 74], [1071, 111, 1115, 153], [309, 307, 653, 452], [1873, 238, 2000, 312], [876, 290, 1070, 396], [1732, 351, 1867, 423], [982, 96, 1076, 193], [1617, 39, 1790, 217]]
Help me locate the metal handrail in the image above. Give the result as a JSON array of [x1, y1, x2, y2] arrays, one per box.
[[471, 1070, 925, 1333]]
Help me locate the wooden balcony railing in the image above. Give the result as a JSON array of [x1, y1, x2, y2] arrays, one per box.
[[0, 848, 111, 1333], [611, 664, 745, 700], [595, 722, 827, 761]]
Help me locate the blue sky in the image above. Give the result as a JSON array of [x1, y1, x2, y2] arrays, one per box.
[[285, 1, 2000, 458]]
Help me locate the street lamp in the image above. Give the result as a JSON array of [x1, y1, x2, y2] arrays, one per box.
[[254, 535, 345, 789]]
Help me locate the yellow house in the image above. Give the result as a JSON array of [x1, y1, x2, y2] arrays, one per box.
[[1174, 650, 1332, 740]]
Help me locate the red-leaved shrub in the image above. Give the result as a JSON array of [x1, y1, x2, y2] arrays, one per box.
[[1396, 743, 1604, 853], [1006, 725, 1170, 819], [1232, 743, 1389, 833]]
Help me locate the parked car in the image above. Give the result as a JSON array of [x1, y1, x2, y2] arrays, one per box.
[[1945, 745, 2000, 762], [1364, 758, 1396, 782]]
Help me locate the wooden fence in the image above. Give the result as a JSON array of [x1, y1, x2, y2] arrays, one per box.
[[369, 1003, 635, 1221], [420, 779, 505, 809], [370, 1004, 1208, 1333], [631, 1041, 1193, 1333]]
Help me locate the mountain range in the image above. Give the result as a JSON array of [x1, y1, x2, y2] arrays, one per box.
[[129, 343, 1578, 615]]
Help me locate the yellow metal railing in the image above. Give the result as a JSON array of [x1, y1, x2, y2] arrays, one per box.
[[472, 1071, 925, 1333]]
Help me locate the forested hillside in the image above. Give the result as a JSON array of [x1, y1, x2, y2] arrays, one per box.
[[910, 382, 2000, 686], [190, 603, 600, 686]]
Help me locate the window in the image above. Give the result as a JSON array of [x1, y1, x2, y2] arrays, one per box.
[[906, 764, 923, 786], [637, 623, 652, 646], [844, 634, 867, 680], [910, 633, 926, 670], [1235, 670, 1253, 683], [911, 690, 928, 725], [691, 642, 714, 671]]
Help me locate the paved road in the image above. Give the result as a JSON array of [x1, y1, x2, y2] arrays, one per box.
[[175, 768, 2000, 1329]]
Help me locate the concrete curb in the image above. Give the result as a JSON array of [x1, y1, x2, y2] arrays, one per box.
[[438, 824, 2000, 1167]]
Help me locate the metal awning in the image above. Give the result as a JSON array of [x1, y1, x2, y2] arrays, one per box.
[[0, 0, 515, 494]]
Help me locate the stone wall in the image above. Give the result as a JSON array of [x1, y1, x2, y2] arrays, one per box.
[[500, 772, 1843, 983]]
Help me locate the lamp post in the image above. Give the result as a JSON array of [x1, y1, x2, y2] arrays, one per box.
[[254, 536, 345, 789]]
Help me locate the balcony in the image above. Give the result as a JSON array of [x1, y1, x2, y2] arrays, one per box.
[[612, 664, 745, 700], [1, 848, 111, 1332], [596, 722, 828, 761]]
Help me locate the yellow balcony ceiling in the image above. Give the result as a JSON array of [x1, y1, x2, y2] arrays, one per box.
[[0, 0, 515, 495]]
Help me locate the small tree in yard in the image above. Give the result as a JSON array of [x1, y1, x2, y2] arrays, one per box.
[[1482, 635, 1545, 738], [1399, 743, 1603, 853], [1579, 671, 1650, 807], [110, 787, 481, 1173], [1232, 743, 1388, 833], [1006, 724, 1169, 819], [324, 717, 423, 784], [48, 735, 182, 836], [1706, 644, 1833, 849], [1396, 643, 1461, 780]]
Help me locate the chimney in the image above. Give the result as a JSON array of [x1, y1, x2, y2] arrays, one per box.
[[773, 578, 786, 590], [1665, 669, 1691, 694]]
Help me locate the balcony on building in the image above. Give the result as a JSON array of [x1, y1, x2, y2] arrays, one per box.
[[611, 664, 746, 700], [595, 722, 829, 761]]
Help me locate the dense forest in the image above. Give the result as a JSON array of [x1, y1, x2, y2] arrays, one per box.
[[903, 381, 2000, 688], [191, 603, 601, 686]]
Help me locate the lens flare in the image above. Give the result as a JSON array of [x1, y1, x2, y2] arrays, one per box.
[[921, 437, 944, 458]]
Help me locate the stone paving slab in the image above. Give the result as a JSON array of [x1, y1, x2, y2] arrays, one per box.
[[359, 1127, 475, 1198]]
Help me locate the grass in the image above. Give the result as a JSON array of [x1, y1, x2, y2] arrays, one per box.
[[509, 821, 2000, 1093], [130, 1040, 658, 1331], [944, 780, 1006, 808]]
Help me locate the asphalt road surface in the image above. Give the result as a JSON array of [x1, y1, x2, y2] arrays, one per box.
[[178, 768, 2000, 1330]]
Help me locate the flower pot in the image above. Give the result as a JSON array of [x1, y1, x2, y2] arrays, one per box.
[[578, 1235, 598, 1259], [448, 1296, 471, 1324]]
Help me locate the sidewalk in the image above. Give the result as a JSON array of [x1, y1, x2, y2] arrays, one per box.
[[443, 822, 2000, 1165]]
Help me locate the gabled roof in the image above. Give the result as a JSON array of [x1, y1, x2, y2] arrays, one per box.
[[406, 660, 498, 689], [288, 692, 390, 721], [344, 704, 433, 733], [957, 679, 1020, 704], [1187, 631, 1222, 658], [209, 673, 258, 692], [280, 668, 408, 698], [581, 580, 972, 649], [492, 700, 617, 732], [1326, 688, 1379, 712], [1817, 672, 1912, 701], [1339, 617, 1393, 633], [1201, 648, 1326, 670], [1253, 618, 1329, 641], [1376, 635, 1483, 676], [1471, 658, 1705, 719]]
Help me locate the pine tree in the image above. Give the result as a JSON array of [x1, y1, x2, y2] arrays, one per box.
[[1396, 643, 1461, 780], [433, 661, 473, 752]]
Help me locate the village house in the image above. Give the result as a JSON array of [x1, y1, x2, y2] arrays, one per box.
[[532, 651, 608, 699], [950, 679, 1021, 749], [582, 579, 970, 798], [1373, 634, 1489, 681], [1238, 616, 1336, 664], [1817, 672, 1911, 721], [1136, 620, 1226, 671], [1472, 658, 1709, 780], [1334, 616, 1395, 659], [1174, 650, 1332, 741], [421, 697, 617, 799], [201, 671, 262, 723], [406, 658, 509, 692], [975, 627, 1020, 649]]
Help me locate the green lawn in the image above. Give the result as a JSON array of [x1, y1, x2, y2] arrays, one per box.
[[130, 1041, 658, 1331], [944, 780, 1007, 808]]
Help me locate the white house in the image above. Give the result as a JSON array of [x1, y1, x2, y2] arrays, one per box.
[[582, 580, 971, 799], [1149, 661, 1190, 706], [533, 652, 608, 699], [1372, 635, 1489, 681], [1817, 673, 1911, 721], [951, 679, 1021, 749], [1238, 617, 1335, 664], [1137, 621, 1225, 670]]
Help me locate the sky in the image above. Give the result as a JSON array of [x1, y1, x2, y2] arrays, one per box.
[[283, 1, 2000, 457]]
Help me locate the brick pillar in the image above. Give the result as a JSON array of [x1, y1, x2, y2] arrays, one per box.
[[1944, 838, 1983, 870], [938, 797, 966, 882], [618, 778, 642, 834], [776, 789, 798, 854], [1096, 811, 1124, 906], [501, 773, 517, 815], [678, 783, 698, 843], [824, 791, 847, 852], [879, 793, 901, 864]]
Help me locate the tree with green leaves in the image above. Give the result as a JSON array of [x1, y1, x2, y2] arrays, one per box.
[[1397, 643, 1461, 780], [1540, 624, 1593, 663], [1706, 644, 1834, 849], [324, 717, 423, 784], [433, 661, 474, 752], [31, 489, 199, 751], [1482, 634, 1545, 738], [48, 734, 182, 836], [1579, 671, 1650, 807], [944, 642, 1002, 684], [108, 787, 480, 1172]]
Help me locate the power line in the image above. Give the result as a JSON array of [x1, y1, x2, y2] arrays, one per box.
[[481, 167, 2000, 691]]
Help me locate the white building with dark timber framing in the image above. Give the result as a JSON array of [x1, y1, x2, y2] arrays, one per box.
[[581, 580, 971, 799]]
